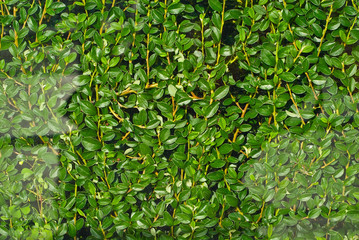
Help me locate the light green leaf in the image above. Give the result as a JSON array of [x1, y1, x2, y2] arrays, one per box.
[[41, 152, 58, 165], [168, 84, 177, 97]]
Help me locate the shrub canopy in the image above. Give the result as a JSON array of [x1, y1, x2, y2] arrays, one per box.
[[1, 0, 359, 239]]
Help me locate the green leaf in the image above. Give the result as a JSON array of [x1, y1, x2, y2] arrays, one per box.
[[302, 45, 314, 53], [152, 9, 164, 23], [109, 57, 120, 67], [308, 208, 322, 219], [353, 192, 359, 200], [264, 190, 275, 202], [347, 210, 359, 222], [347, 64, 357, 77], [73, 75, 91, 86], [76, 218, 84, 231], [94, 32, 103, 48], [176, 213, 191, 224], [220, 46, 233, 56], [218, 117, 226, 130], [45, 0, 53, 9], [168, 2, 185, 14], [260, 49, 275, 66], [344, 6, 358, 15], [312, 75, 327, 85], [139, 143, 152, 156], [51, 2, 66, 13], [147, 120, 160, 129], [18, 28, 29, 39], [226, 196, 239, 207], [279, 72, 296, 82], [219, 143, 233, 154], [27, 16, 38, 32], [179, 20, 194, 33], [87, 181, 96, 196], [209, 0, 223, 12], [211, 26, 221, 43], [95, 99, 110, 108], [211, 159, 226, 168], [41, 152, 58, 165], [80, 101, 97, 115], [300, 110, 315, 119], [351, 30, 359, 40], [257, 104, 273, 116], [213, 85, 229, 100], [20, 205, 31, 215], [137, 68, 147, 83], [112, 45, 126, 55], [259, 80, 274, 90], [179, 189, 191, 201], [68, 222, 76, 237], [207, 171, 224, 181], [168, 84, 177, 97], [268, 10, 280, 24], [329, 44, 344, 56], [333, 0, 345, 9], [21, 168, 34, 179], [157, 102, 172, 113], [205, 101, 220, 118], [82, 137, 102, 151], [77, 165, 91, 177], [239, 124, 252, 132], [268, 225, 273, 238]]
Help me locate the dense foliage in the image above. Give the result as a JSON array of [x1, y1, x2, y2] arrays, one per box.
[[1, 0, 359, 239]]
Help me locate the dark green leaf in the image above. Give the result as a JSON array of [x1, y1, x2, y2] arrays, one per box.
[[219, 143, 233, 154], [261, 49, 275, 66], [168, 3, 185, 14], [279, 72, 296, 82], [80, 101, 97, 115], [209, 0, 223, 12]]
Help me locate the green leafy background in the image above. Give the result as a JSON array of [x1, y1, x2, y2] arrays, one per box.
[[1, 0, 359, 239]]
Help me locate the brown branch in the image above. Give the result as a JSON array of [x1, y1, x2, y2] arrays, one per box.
[[117, 83, 158, 96]]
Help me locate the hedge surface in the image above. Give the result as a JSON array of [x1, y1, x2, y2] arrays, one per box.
[[1, 0, 359, 239]]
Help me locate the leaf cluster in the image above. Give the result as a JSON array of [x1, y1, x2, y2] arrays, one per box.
[[1, 0, 359, 239]]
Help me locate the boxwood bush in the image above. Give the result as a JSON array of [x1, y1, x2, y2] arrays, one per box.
[[1, 0, 359, 239]]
